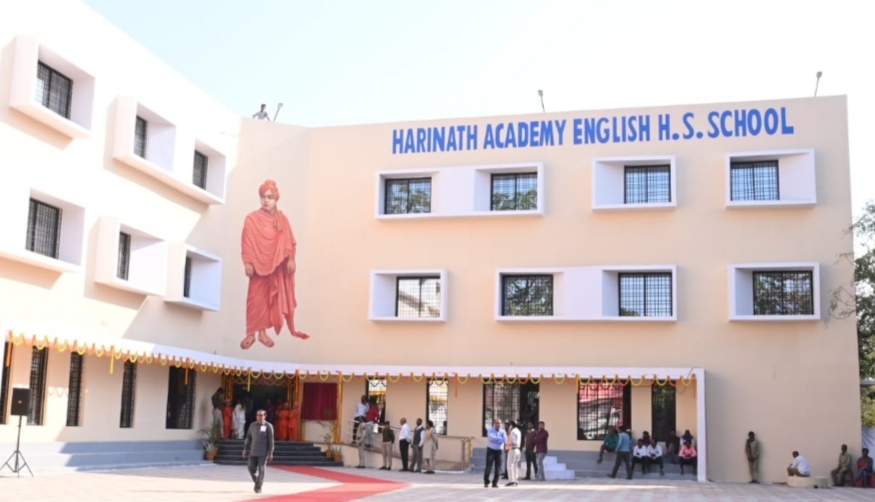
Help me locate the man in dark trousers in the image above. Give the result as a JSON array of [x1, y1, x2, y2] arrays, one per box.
[[523, 421, 537, 480], [484, 418, 507, 488], [243, 409, 274, 494], [411, 418, 425, 473]]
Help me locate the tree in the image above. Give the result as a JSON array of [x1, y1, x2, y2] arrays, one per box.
[[829, 200, 875, 379]]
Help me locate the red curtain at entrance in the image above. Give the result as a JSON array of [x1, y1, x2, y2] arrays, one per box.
[[301, 382, 337, 420]]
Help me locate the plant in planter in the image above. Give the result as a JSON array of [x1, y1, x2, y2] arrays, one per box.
[[317, 408, 337, 457], [199, 423, 221, 461]]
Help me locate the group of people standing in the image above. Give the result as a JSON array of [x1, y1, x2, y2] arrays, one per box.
[[484, 419, 549, 488], [211, 388, 300, 442]]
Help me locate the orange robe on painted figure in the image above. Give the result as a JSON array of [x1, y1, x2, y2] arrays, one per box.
[[240, 180, 309, 350], [288, 404, 300, 441], [222, 400, 233, 439], [276, 406, 290, 441]]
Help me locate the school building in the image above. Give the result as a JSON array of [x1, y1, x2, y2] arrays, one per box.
[[0, 0, 861, 483]]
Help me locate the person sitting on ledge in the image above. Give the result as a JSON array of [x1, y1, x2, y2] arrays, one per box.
[[597, 426, 619, 463], [679, 440, 698, 475], [857, 448, 874, 487], [787, 450, 811, 477]]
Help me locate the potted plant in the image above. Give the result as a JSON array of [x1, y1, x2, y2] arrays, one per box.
[[317, 409, 337, 457], [199, 423, 221, 461]]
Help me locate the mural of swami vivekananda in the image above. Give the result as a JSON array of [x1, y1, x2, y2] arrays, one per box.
[[240, 179, 310, 350]]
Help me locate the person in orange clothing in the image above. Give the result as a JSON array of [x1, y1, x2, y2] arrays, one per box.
[[222, 398, 233, 439], [288, 401, 300, 441], [240, 179, 310, 350], [275, 402, 290, 441]]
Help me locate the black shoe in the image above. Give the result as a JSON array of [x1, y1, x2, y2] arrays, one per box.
[[523, 477, 531, 480], [491, 484, 499, 488], [607, 474, 616, 479]]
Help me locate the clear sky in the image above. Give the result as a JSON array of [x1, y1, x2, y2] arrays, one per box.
[[81, 0, 874, 214]]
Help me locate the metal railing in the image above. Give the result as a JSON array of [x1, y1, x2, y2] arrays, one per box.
[[340, 419, 474, 470]]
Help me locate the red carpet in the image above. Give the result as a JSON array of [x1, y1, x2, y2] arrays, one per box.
[[241, 466, 408, 502]]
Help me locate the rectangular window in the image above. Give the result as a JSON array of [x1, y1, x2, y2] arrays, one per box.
[[501, 275, 553, 316], [491, 173, 537, 211], [26, 199, 62, 259], [134, 116, 148, 158], [0, 342, 12, 425], [28, 347, 49, 426], [35, 62, 72, 119], [624, 165, 670, 204], [365, 378, 387, 411], [120, 361, 136, 428], [395, 276, 441, 318], [427, 379, 448, 435], [66, 352, 84, 426], [384, 178, 431, 214], [577, 379, 630, 440], [730, 161, 779, 201], [183, 256, 193, 298], [651, 383, 676, 442], [193, 151, 208, 189], [753, 271, 814, 315], [117, 232, 131, 280], [482, 382, 519, 436], [619, 272, 673, 317], [166, 366, 195, 429]]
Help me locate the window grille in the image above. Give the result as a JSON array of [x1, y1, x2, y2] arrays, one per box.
[[193, 151, 208, 189], [650, 384, 676, 442], [482, 382, 519, 436], [120, 361, 137, 428], [624, 165, 670, 203], [501, 275, 553, 316], [730, 161, 779, 201], [28, 347, 49, 425], [577, 379, 630, 440], [384, 178, 431, 214], [753, 271, 814, 315], [117, 232, 131, 280], [36, 62, 72, 118], [26, 199, 61, 259], [490, 173, 537, 210], [395, 276, 441, 317], [0, 342, 12, 424], [166, 366, 195, 429], [619, 273, 672, 317], [427, 379, 448, 435], [134, 116, 148, 158], [183, 256, 193, 298], [66, 353, 84, 426], [366, 378, 387, 410]]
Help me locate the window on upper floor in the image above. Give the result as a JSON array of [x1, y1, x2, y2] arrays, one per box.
[[500, 274, 553, 316], [396, 276, 441, 318], [491, 172, 537, 211], [183, 256, 193, 299], [134, 116, 148, 158], [26, 199, 61, 259], [193, 151, 208, 190], [752, 271, 813, 316], [117, 232, 131, 280], [619, 272, 673, 317], [730, 160, 778, 201], [36, 62, 72, 119], [624, 165, 670, 204], [384, 178, 431, 214]]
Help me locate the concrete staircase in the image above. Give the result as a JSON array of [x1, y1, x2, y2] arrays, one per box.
[[0, 440, 208, 474], [472, 448, 699, 480], [214, 439, 342, 467]]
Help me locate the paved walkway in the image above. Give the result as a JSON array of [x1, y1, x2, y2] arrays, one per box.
[[1, 464, 873, 501]]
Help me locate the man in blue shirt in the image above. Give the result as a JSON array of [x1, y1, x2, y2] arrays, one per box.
[[608, 425, 633, 480], [484, 418, 507, 488]]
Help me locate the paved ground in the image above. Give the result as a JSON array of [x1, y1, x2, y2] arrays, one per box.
[[1, 464, 873, 501]]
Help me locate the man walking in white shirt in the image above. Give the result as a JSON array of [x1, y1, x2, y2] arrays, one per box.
[[352, 395, 369, 445], [787, 451, 811, 477], [505, 421, 522, 486], [397, 417, 411, 471]]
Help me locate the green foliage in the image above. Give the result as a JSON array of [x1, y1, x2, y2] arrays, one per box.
[[491, 189, 537, 211], [862, 389, 875, 428], [830, 200, 875, 379], [199, 423, 221, 452]]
